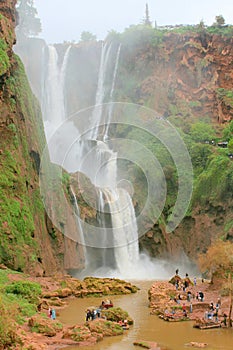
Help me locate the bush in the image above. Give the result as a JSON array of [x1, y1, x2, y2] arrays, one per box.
[[5, 280, 41, 303]]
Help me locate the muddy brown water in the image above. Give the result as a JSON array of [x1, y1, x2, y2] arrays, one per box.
[[59, 281, 233, 350]]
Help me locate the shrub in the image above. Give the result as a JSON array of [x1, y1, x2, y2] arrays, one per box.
[[5, 280, 41, 303]]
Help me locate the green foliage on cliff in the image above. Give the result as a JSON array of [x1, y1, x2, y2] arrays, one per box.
[[0, 141, 37, 270], [223, 120, 233, 141], [192, 154, 233, 205], [189, 121, 216, 142], [0, 38, 10, 76], [0, 54, 47, 272]]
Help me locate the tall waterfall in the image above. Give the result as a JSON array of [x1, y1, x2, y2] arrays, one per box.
[[85, 42, 140, 276], [42, 41, 143, 278], [41, 45, 80, 169]]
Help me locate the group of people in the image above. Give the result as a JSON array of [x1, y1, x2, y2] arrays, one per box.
[[85, 308, 101, 321], [85, 300, 113, 322], [204, 300, 221, 322]]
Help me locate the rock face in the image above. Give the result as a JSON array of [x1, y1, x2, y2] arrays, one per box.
[[0, 0, 86, 275], [131, 32, 233, 123]]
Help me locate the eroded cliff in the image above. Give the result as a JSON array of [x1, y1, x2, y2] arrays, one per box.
[[0, 0, 86, 275]]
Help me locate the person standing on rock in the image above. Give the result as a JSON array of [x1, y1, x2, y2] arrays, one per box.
[[190, 302, 193, 313], [86, 309, 91, 321], [51, 309, 56, 320]]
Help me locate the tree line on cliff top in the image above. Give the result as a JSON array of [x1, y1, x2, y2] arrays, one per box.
[[15, 0, 232, 44]]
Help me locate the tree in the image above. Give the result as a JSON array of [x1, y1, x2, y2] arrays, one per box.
[[214, 15, 225, 27], [16, 0, 41, 40], [80, 31, 97, 42], [198, 240, 233, 327], [197, 19, 205, 31], [189, 121, 216, 142], [142, 3, 152, 27], [223, 120, 233, 141], [198, 240, 233, 277]]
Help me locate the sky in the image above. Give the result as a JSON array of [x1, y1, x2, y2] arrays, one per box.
[[33, 0, 233, 44]]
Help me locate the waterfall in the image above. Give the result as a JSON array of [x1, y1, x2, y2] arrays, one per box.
[[104, 44, 121, 140], [90, 42, 112, 140], [41, 45, 81, 171], [42, 45, 71, 139], [102, 188, 139, 274], [81, 42, 140, 276], [41, 40, 141, 278]]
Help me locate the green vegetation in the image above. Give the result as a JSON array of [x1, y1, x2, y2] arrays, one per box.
[[0, 269, 41, 347], [223, 120, 233, 141], [5, 280, 41, 303], [0, 53, 48, 271], [0, 38, 10, 76], [189, 121, 216, 142], [193, 155, 233, 205], [102, 306, 133, 324]]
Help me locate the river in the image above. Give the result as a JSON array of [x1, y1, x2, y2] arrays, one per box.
[[59, 281, 233, 350]]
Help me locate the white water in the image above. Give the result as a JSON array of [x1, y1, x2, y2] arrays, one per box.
[[42, 45, 70, 128], [41, 45, 83, 172], [90, 42, 112, 140], [104, 44, 121, 140], [104, 188, 139, 271]]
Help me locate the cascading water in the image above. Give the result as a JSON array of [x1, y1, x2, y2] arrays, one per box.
[[103, 44, 121, 141], [42, 45, 71, 127], [42, 41, 146, 278], [90, 42, 112, 140], [41, 45, 81, 170], [83, 42, 140, 276], [103, 188, 140, 273]]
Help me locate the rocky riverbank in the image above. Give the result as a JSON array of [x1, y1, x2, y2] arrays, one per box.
[[148, 275, 231, 327], [0, 268, 137, 349]]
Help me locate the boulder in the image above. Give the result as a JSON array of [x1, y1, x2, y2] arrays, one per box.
[[28, 315, 63, 337], [86, 319, 123, 337]]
